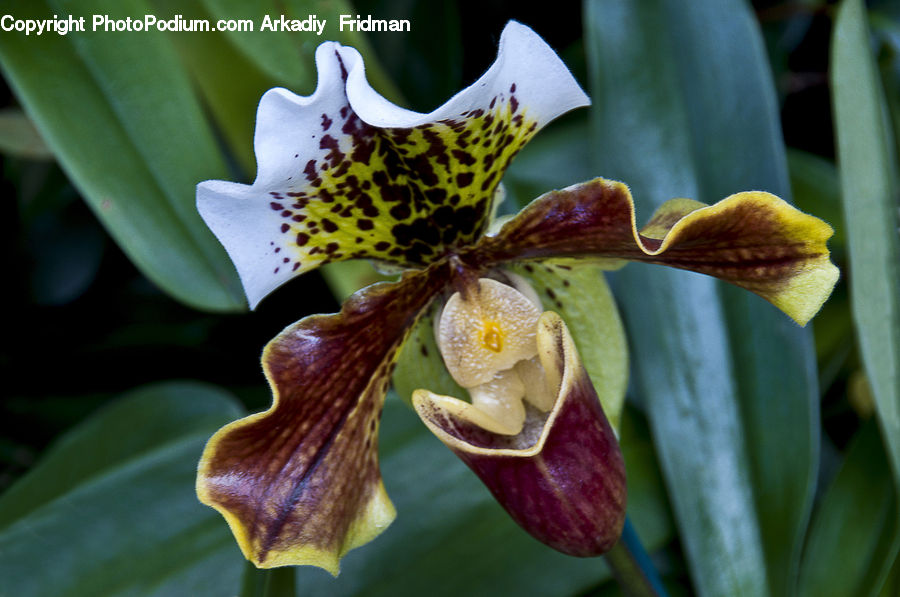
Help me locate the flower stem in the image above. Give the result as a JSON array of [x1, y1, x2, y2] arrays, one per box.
[[603, 519, 668, 597], [240, 561, 296, 597]]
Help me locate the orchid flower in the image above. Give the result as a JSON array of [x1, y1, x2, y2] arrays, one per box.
[[195, 22, 839, 574]]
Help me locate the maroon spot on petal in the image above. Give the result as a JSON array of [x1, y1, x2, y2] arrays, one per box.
[[296, 233, 310, 246], [425, 188, 447, 204], [390, 204, 411, 220], [510, 96, 519, 114], [451, 149, 476, 166], [321, 113, 333, 131], [321, 219, 338, 233], [280, 224, 290, 233], [304, 160, 318, 182], [456, 172, 475, 188], [270, 202, 284, 211], [335, 51, 349, 80], [357, 219, 374, 231]]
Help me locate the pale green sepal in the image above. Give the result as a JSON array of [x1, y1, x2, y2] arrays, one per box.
[[392, 305, 465, 406], [512, 262, 627, 431], [0, 0, 244, 312]]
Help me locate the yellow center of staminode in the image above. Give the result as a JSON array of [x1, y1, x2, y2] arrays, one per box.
[[482, 322, 504, 352]]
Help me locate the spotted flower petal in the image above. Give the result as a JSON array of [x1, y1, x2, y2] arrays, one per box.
[[197, 21, 588, 308], [474, 178, 839, 325], [196, 263, 448, 573], [413, 312, 626, 556]]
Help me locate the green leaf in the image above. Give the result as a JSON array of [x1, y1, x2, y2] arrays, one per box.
[[200, 0, 403, 102], [147, 0, 278, 176], [586, 1, 821, 595], [240, 562, 296, 597], [0, 0, 244, 311], [797, 420, 898, 597], [0, 381, 245, 596], [0, 108, 52, 159], [832, 0, 900, 491], [349, 0, 462, 111]]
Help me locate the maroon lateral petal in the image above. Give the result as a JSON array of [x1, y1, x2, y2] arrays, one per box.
[[471, 177, 837, 325], [197, 262, 449, 570]]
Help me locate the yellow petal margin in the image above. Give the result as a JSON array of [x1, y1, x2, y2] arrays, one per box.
[[196, 264, 447, 574], [475, 178, 839, 326]]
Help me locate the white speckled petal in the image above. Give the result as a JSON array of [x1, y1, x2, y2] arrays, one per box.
[[197, 42, 356, 308], [197, 22, 589, 309], [343, 21, 589, 128]]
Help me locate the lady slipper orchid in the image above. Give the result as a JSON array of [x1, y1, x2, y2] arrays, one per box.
[[195, 21, 839, 574]]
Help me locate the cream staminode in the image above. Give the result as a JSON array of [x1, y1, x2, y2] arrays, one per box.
[[435, 277, 558, 435]]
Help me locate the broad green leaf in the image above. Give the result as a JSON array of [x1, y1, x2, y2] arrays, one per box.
[[348, 0, 462, 111], [797, 420, 898, 597], [832, 0, 900, 492], [0, 381, 245, 596], [871, 7, 900, 162], [878, 555, 900, 597], [587, 1, 821, 595], [148, 0, 278, 176], [241, 563, 296, 597], [0, 0, 244, 311], [0, 108, 52, 159], [201, 0, 403, 102]]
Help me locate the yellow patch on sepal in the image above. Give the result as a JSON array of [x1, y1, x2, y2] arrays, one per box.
[[654, 191, 839, 326], [196, 397, 398, 575], [246, 481, 396, 574]]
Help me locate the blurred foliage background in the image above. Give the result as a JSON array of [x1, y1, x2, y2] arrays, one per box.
[[1, 0, 898, 595]]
